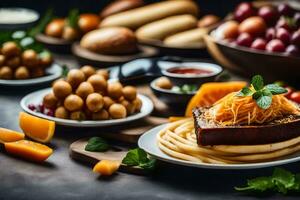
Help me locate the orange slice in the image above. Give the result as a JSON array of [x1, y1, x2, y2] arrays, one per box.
[[0, 128, 24, 143], [5, 140, 53, 162], [93, 160, 121, 176], [185, 81, 247, 117], [19, 112, 55, 143]]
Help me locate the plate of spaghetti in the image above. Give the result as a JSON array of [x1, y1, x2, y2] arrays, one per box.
[[138, 75, 300, 169]]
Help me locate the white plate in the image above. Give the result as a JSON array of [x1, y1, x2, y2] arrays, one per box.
[[138, 124, 300, 169], [20, 88, 154, 127], [0, 63, 62, 87]]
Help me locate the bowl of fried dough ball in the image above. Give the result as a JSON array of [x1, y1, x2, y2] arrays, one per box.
[[41, 65, 142, 121], [0, 41, 53, 80]]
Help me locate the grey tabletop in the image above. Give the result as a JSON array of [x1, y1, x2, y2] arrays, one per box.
[[0, 54, 299, 200]]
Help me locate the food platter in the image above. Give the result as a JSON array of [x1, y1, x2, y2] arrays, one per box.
[[20, 88, 154, 127], [35, 33, 73, 53], [0, 63, 62, 87], [138, 124, 300, 170]]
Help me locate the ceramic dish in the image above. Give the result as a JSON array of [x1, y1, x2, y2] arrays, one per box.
[[20, 88, 154, 127], [150, 78, 196, 105], [138, 124, 300, 169], [160, 61, 223, 86], [0, 63, 62, 87], [0, 8, 39, 30]]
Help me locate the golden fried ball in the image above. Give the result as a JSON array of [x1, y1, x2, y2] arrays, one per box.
[[80, 65, 96, 78], [45, 18, 65, 38], [39, 53, 53, 68], [31, 67, 45, 78], [0, 55, 5, 66], [6, 56, 20, 69], [0, 66, 13, 79], [70, 111, 86, 120], [86, 93, 104, 112], [109, 103, 127, 119], [2, 42, 20, 57], [52, 80, 72, 99], [155, 77, 173, 90], [55, 106, 69, 119], [96, 69, 109, 80], [107, 82, 123, 100], [76, 82, 94, 99], [92, 109, 109, 120], [67, 69, 86, 89], [43, 93, 58, 109], [87, 74, 107, 92], [15, 66, 29, 79], [64, 94, 84, 111], [120, 99, 135, 115], [103, 96, 115, 109], [22, 49, 38, 68], [133, 98, 142, 112], [122, 86, 137, 101]]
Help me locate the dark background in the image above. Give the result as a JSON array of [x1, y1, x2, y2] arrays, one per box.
[[0, 0, 245, 18]]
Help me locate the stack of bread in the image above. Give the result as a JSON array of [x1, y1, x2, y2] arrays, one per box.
[[80, 0, 220, 54]]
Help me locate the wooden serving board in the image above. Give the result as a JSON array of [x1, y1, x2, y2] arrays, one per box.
[[70, 138, 146, 174]]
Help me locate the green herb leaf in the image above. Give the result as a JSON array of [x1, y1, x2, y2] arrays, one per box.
[[66, 9, 79, 29], [235, 168, 300, 195], [251, 75, 264, 91], [272, 168, 295, 194], [85, 137, 110, 152], [237, 87, 254, 97], [235, 177, 274, 192], [122, 148, 156, 170], [62, 65, 69, 77], [265, 84, 288, 95], [256, 95, 272, 109]]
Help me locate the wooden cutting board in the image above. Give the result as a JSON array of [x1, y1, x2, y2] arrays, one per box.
[[70, 138, 147, 174]]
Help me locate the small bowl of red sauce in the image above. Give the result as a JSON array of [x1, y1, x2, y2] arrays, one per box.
[[161, 62, 223, 86]]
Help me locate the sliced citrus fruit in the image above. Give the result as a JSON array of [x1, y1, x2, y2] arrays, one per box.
[[0, 127, 24, 143], [93, 160, 121, 176], [5, 140, 53, 162], [19, 112, 55, 143], [185, 81, 247, 117]]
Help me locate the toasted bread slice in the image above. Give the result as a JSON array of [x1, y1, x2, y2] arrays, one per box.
[[193, 107, 300, 145]]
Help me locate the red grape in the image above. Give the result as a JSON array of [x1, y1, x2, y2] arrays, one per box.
[[291, 30, 300, 46], [275, 28, 291, 44], [285, 44, 300, 56], [277, 3, 294, 17], [258, 6, 279, 24], [265, 28, 276, 41], [28, 104, 36, 111], [234, 2, 256, 22], [266, 39, 286, 52], [236, 33, 253, 47], [276, 16, 296, 31], [251, 38, 267, 50]]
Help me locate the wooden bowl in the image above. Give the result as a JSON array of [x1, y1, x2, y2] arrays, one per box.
[[72, 42, 158, 67], [35, 33, 73, 53], [204, 33, 300, 83]]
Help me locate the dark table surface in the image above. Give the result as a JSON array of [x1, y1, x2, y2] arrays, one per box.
[[0, 54, 299, 200]]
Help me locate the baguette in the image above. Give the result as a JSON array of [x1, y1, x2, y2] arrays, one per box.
[[100, 0, 199, 29], [164, 28, 208, 47], [136, 14, 198, 41], [100, 0, 144, 19]]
